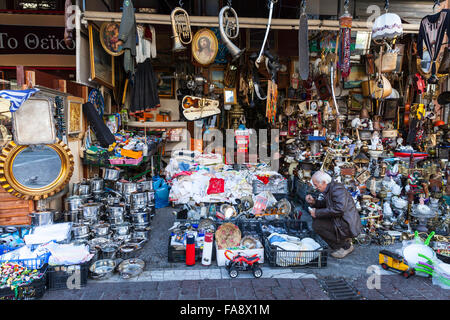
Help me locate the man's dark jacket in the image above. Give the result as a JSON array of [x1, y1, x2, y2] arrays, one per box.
[[312, 181, 362, 239]]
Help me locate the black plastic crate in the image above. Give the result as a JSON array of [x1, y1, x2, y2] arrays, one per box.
[[167, 236, 216, 263], [264, 234, 329, 268], [285, 219, 310, 238], [237, 219, 263, 236], [260, 219, 289, 236], [0, 266, 47, 300], [46, 261, 90, 290]]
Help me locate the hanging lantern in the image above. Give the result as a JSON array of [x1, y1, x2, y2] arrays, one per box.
[[372, 12, 403, 42]]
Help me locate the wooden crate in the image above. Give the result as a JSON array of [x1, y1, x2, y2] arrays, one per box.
[[0, 188, 34, 226]]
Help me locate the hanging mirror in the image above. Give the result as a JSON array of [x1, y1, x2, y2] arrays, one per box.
[[0, 139, 74, 200], [416, 48, 448, 80]]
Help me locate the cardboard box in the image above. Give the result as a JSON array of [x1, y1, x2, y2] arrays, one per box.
[[215, 245, 264, 267]]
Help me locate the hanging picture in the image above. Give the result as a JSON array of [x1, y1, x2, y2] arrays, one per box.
[[155, 69, 175, 99], [223, 88, 237, 105], [192, 28, 219, 66], [67, 96, 84, 135], [209, 66, 225, 92], [88, 23, 115, 88], [100, 22, 124, 56]]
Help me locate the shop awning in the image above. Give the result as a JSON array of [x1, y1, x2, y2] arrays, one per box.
[[81, 11, 421, 33]]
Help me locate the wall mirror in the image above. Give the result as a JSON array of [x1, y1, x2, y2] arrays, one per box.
[[0, 139, 74, 200], [416, 48, 448, 81]]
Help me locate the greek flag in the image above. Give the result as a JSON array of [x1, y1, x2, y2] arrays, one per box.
[[0, 88, 40, 112]]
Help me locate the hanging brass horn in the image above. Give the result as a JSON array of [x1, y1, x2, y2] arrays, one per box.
[[170, 7, 192, 52], [219, 6, 245, 61]]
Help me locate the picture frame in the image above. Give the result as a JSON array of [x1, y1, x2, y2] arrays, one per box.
[[209, 66, 225, 92], [67, 96, 84, 135], [223, 88, 237, 105], [100, 22, 124, 56], [88, 23, 115, 88], [155, 68, 175, 99], [192, 28, 219, 66]]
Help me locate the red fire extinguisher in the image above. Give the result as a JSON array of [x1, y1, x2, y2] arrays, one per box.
[[186, 233, 196, 266]]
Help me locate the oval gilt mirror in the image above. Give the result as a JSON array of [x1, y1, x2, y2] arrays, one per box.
[[0, 139, 74, 200]]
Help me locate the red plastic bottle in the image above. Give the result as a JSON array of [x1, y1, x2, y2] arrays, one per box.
[[185, 234, 196, 266]]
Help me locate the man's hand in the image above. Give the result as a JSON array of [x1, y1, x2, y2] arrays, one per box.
[[308, 207, 316, 218], [306, 194, 315, 205]]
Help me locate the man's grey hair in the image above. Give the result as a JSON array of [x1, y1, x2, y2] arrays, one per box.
[[312, 171, 332, 185]]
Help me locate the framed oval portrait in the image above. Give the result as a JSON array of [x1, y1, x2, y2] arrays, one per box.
[[192, 28, 218, 66], [100, 22, 124, 56]]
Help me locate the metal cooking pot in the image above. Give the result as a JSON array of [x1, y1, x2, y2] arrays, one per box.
[[132, 230, 149, 240], [137, 180, 153, 192], [144, 191, 155, 203], [115, 180, 127, 194], [147, 203, 155, 216], [78, 181, 91, 196], [89, 259, 116, 280], [112, 223, 131, 236], [92, 222, 110, 237], [64, 210, 81, 223], [100, 244, 118, 260], [90, 175, 104, 193], [72, 223, 90, 238], [82, 203, 102, 221], [130, 210, 150, 224], [65, 196, 83, 211], [29, 210, 54, 226], [133, 222, 150, 231], [103, 196, 122, 207], [122, 182, 137, 195], [118, 243, 140, 259], [102, 168, 121, 181], [131, 192, 147, 209]]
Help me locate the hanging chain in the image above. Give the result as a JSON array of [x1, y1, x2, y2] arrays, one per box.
[[179, 0, 183, 8], [301, 0, 306, 14], [384, 0, 389, 12], [344, 0, 349, 14], [227, 0, 232, 7]]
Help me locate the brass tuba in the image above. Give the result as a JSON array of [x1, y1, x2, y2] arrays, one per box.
[[170, 7, 192, 52], [218, 6, 245, 61]]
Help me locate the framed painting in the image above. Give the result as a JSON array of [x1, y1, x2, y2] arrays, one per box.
[[100, 22, 124, 56], [67, 96, 84, 135], [88, 23, 115, 88], [155, 69, 175, 99], [223, 88, 237, 105], [209, 66, 225, 92], [192, 28, 218, 66]]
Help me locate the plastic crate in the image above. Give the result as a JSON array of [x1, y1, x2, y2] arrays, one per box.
[[46, 261, 90, 290], [109, 158, 125, 165], [237, 219, 263, 236], [0, 265, 47, 300], [0, 244, 19, 255], [260, 220, 289, 236], [123, 157, 143, 165], [252, 179, 288, 194], [0, 251, 51, 270], [264, 233, 329, 268], [167, 236, 216, 263], [264, 219, 328, 268]]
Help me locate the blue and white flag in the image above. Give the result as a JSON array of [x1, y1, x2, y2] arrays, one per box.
[[0, 88, 40, 112]]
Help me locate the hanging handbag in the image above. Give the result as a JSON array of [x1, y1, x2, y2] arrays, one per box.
[[375, 43, 398, 73], [373, 75, 393, 100]]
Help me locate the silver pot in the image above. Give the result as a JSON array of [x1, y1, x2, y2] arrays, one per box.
[[130, 210, 150, 224], [65, 196, 83, 211], [82, 203, 102, 221], [145, 191, 155, 203], [112, 223, 131, 236], [89, 259, 116, 279], [115, 180, 126, 194], [29, 210, 54, 226], [133, 222, 150, 231], [90, 175, 104, 193], [103, 196, 122, 207], [100, 244, 118, 260], [118, 243, 140, 259], [147, 203, 155, 216], [132, 230, 149, 240], [78, 182, 91, 196], [64, 210, 81, 223], [91, 222, 110, 237], [102, 168, 121, 181], [131, 192, 147, 209], [122, 182, 137, 195], [137, 180, 153, 192], [72, 223, 90, 238]]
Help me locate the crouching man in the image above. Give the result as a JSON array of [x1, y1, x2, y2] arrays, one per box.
[[306, 171, 362, 259]]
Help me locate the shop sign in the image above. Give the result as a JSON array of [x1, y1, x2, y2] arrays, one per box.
[[0, 25, 75, 55]]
